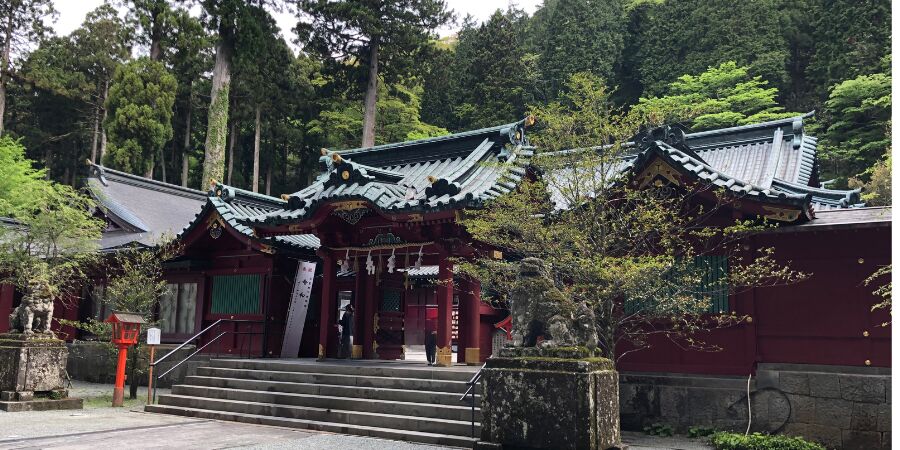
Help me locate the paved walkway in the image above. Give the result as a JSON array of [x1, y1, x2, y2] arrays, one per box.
[[0, 381, 713, 450]]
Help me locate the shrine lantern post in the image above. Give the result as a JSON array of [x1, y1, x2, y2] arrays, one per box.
[[105, 312, 146, 407]]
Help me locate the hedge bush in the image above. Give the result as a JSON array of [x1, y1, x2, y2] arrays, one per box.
[[709, 432, 825, 450]]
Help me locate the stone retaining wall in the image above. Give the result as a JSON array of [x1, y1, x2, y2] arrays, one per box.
[[66, 341, 200, 388], [619, 364, 890, 450]]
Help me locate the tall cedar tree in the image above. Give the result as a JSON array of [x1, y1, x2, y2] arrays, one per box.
[[447, 10, 534, 130], [164, 10, 213, 186], [122, 0, 173, 61], [232, 5, 292, 192], [538, 0, 625, 99], [295, 0, 452, 147], [196, 0, 281, 190], [70, 5, 133, 165], [103, 58, 178, 177], [629, 0, 788, 97], [0, 0, 55, 136], [807, 0, 891, 97]]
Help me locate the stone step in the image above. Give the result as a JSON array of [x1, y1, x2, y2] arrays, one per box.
[[208, 359, 479, 383], [171, 384, 480, 422], [157, 394, 480, 437], [196, 366, 478, 394], [145, 404, 478, 448], [183, 375, 480, 407]]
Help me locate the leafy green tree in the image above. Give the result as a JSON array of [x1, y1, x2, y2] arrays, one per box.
[[630, 0, 789, 96], [447, 9, 535, 130], [849, 150, 891, 206], [634, 62, 798, 131], [121, 0, 174, 61], [537, 0, 626, 98], [0, 0, 56, 135], [460, 73, 805, 361], [295, 0, 452, 147], [0, 137, 103, 306], [103, 58, 178, 177], [818, 70, 891, 185], [808, 0, 891, 97]]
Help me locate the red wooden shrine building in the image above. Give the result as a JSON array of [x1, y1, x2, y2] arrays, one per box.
[[2, 113, 888, 374]]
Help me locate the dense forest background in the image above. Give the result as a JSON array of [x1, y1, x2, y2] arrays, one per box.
[[0, 0, 891, 202]]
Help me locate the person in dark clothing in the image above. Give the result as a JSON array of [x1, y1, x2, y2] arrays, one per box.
[[339, 304, 354, 359], [424, 329, 437, 366]]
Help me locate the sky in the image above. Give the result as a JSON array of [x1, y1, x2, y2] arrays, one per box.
[[51, 0, 543, 44]]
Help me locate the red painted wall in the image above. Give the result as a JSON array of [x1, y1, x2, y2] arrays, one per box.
[[0, 283, 14, 333], [617, 225, 891, 375]]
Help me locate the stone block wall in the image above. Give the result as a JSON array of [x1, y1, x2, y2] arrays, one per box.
[[619, 364, 890, 450], [66, 341, 200, 388]]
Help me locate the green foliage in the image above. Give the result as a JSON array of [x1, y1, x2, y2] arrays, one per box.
[[689, 426, 717, 438], [628, 0, 789, 96], [865, 265, 891, 327], [818, 70, 891, 184], [709, 432, 825, 450], [807, 0, 891, 96], [635, 62, 799, 131], [446, 9, 536, 130], [0, 137, 103, 301], [461, 73, 805, 361], [104, 58, 178, 175], [308, 81, 448, 149], [538, 0, 626, 97], [644, 423, 674, 437]]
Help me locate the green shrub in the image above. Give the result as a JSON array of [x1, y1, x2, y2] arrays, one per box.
[[689, 426, 716, 438], [643, 423, 674, 437], [709, 431, 825, 450]]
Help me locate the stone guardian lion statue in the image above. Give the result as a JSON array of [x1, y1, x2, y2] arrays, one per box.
[[9, 277, 55, 336]]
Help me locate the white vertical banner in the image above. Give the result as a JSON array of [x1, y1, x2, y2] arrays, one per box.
[[281, 260, 317, 358]]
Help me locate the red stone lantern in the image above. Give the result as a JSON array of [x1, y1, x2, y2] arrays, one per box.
[[105, 312, 146, 407]]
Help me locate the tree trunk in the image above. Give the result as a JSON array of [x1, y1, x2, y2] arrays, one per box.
[[149, 3, 164, 62], [158, 147, 166, 182], [265, 164, 272, 196], [90, 103, 100, 163], [202, 32, 234, 189], [252, 104, 261, 193], [361, 40, 379, 148], [0, 13, 14, 137], [181, 88, 193, 187], [226, 119, 236, 185], [128, 343, 139, 399], [99, 81, 110, 163], [144, 156, 154, 178]]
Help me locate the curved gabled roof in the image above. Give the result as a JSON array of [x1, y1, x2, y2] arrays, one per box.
[[246, 118, 535, 226]]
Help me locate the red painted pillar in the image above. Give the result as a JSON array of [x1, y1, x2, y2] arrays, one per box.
[[363, 268, 377, 359], [464, 279, 481, 365], [317, 251, 336, 360], [0, 283, 14, 333], [436, 255, 454, 367], [112, 345, 128, 407]]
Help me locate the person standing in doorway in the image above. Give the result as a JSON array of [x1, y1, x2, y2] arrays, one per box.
[[425, 329, 437, 366], [339, 304, 354, 359]]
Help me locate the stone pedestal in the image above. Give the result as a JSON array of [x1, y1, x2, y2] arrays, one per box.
[[478, 347, 622, 450], [0, 333, 82, 411]]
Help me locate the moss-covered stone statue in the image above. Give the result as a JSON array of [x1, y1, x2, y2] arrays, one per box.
[[509, 257, 598, 349], [8, 272, 56, 336], [478, 257, 620, 449]]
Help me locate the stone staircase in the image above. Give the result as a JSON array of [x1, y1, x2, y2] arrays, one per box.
[[145, 359, 481, 448]]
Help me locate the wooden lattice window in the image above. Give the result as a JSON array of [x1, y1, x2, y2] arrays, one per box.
[[380, 289, 402, 312], [211, 274, 261, 315], [624, 256, 729, 314]]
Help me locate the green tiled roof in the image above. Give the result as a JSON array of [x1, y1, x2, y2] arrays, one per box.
[[246, 118, 534, 226]]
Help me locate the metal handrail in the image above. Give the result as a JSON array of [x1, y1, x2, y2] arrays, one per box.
[[459, 363, 486, 438], [150, 319, 266, 404], [150, 319, 224, 367]]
